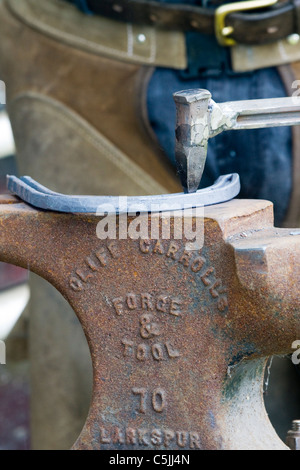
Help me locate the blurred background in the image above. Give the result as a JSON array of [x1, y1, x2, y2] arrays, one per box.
[[0, 103, 30, 450]]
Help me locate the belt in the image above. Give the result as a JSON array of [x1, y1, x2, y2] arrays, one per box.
[[67, 0, 300, 47]]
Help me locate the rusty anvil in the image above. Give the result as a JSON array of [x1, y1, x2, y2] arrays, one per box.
[[1, 91, 300, 450]]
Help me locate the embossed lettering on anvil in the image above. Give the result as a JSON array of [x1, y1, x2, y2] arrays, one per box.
[[121, 339, 180, 361], [99, 426, 201, 449], [69, 241, 120, 292], [112, 293, 182, 362], [112, 293, 182, 317], [132, 387, 167, 414], [69, 239, 228, 315], [140, 240, 228, 313]]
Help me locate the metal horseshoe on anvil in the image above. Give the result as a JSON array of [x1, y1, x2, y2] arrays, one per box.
[[1, 90, 300, 450]]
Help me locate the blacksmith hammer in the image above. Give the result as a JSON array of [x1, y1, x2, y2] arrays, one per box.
[[174, 89, 300, 193]]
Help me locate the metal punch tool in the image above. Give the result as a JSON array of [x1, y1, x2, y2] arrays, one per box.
[[174, 90, 300, 193]]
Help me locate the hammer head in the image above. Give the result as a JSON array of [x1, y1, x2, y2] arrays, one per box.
[[173, 89, 211, 193], [174, 87, 300, 193]]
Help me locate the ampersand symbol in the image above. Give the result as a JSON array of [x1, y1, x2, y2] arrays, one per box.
[[139, 314, 160, 339]]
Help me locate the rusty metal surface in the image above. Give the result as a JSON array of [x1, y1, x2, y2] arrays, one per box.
[[0, 195, 28, 290], [0, 196, 299, 449]]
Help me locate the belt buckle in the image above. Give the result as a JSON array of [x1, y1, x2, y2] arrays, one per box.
[[215, 0, 278, 47]]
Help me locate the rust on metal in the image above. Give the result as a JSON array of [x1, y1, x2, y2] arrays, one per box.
[[0, 198, 299, 450], [0, 194, 20, 204]]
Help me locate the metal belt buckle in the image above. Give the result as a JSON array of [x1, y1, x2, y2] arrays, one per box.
[[215, 0, 278, 47]]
